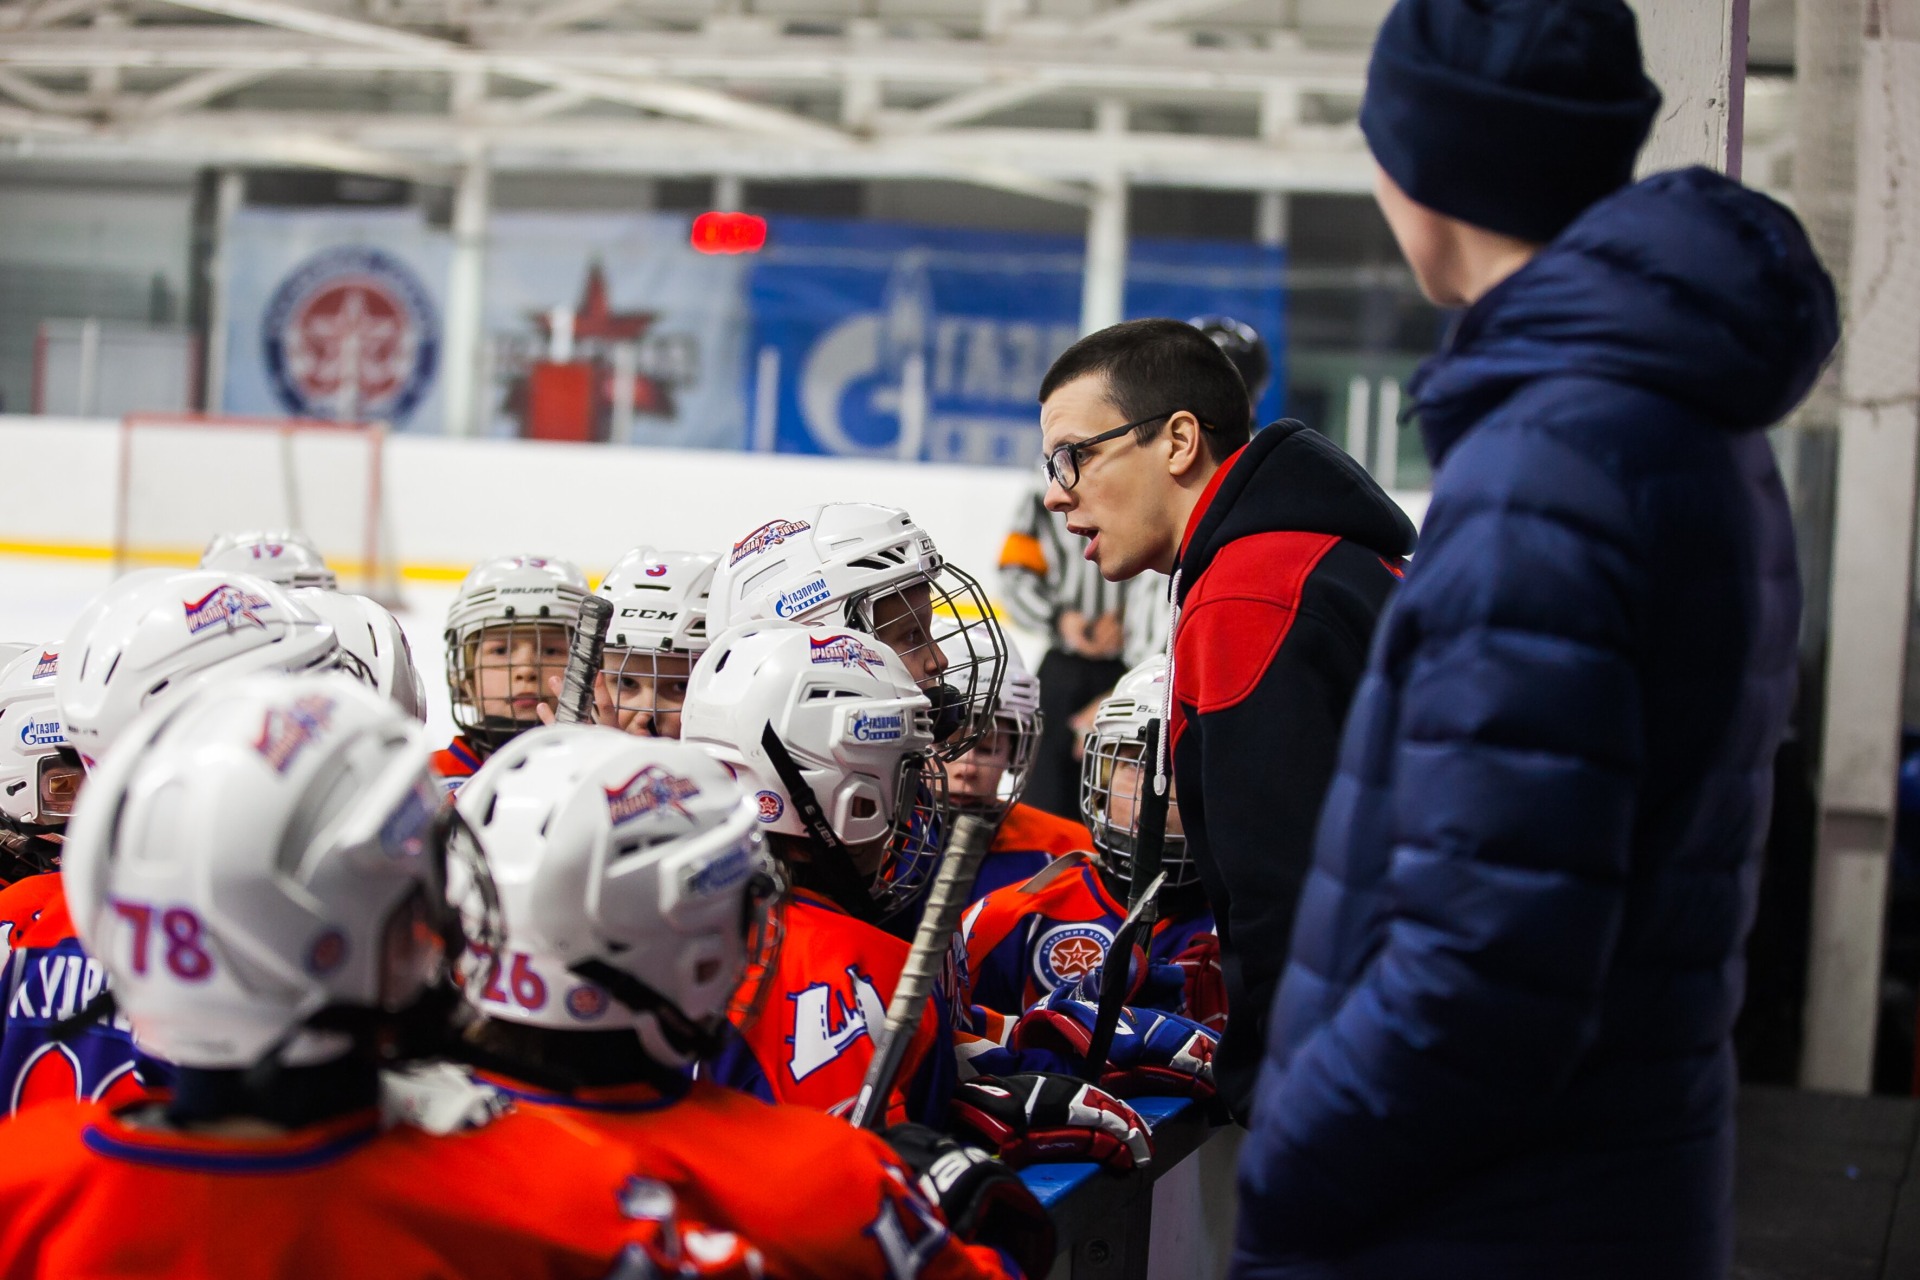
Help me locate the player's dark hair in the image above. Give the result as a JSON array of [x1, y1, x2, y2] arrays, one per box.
[[1038, 318, 1253, 465]]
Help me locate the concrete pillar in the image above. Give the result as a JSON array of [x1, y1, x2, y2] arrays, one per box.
[[440, 144, 491, 437], [1080, 98, 1128, 336], [203, 169, 244, 414], [1627, 0, 1749, 175], [1802, 1, 1920, 1095]]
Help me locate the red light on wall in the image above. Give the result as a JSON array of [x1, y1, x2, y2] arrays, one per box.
[[691, 211, 768, 255]]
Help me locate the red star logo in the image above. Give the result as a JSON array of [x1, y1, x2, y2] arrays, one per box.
[[1050, 936, 1105, 980]]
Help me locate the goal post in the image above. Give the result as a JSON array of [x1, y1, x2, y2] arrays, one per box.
[[111, 413, 402, 607]]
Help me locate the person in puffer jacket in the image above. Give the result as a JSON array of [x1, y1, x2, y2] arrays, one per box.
[[1231, 3, 1840, 1279]]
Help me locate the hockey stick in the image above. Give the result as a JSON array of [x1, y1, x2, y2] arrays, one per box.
[[555, 595, 613, 726], [848, 809, 997, 1131], [1083, 718, 1169, 1080]]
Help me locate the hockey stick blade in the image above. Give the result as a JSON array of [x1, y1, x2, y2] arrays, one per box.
[[848, 810, 997, 1131], [556, 595, 613, 726]]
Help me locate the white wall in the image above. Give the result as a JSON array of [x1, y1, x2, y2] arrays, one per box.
[[2, 414, 1427, 585]]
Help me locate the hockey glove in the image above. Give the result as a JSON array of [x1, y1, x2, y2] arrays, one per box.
[[882, 1122, 1056, 1279], [950, 1072, 1152, 1172], [1010, 990, 1218, 1099], [1171, 932, 1228, 1032]]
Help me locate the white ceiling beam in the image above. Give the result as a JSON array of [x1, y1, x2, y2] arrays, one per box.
[[135, 66, 270, 117], [150, 0, 847, 142], [517, 0, 630, 34], [0, 101, 92, 133], [890, 79, 1052, 134], [1080, 0, 1256, 39], [0, 0, 110, 31], [0, 67, 84, 113], [0, 29, 1366, 95], [486, 85, 589, 123]]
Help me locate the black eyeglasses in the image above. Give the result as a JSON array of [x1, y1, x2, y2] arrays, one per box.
[[1043, 411, 1198, 491]]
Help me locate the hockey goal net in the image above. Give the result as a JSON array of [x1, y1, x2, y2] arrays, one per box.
[[112, 413, 401, 605]]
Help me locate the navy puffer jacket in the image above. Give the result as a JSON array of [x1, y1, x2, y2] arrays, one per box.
[[1231, 168, 1837, 1280]]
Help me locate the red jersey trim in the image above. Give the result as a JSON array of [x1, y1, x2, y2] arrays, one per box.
[[1177, 444, 1247, 564], [483, 1075, 686, 1115]]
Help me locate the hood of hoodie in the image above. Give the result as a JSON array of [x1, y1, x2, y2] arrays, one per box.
[[1176, 420, 1418, 599], [1410, 166, 1839, 466]]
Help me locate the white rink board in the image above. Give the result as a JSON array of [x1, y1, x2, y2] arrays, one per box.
[[0, 414, 1427, 748]]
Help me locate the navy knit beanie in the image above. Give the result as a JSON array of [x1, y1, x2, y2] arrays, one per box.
[[1361, 0, 1662, 243]]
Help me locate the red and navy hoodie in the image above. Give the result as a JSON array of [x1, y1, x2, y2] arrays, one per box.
[[1167, 420, 1415, 1121]]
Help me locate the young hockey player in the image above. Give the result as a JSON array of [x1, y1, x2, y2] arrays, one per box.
[[449, 723, 1053, 1280], [435, 555, 589, 790], [589, 547, 719, 739], [679, 619, 956, 1125], [707, 503, 1007, 759], [3, 569, 354, 1119], [0, 673, 761, 1279], [952, 657, 1224, 1096], [940, 642, 1090, 905], [294, 587, 429, 722], [682, 620, 1153, 1174], [0, 646, 79, 889], [200, 528, 339, 590]]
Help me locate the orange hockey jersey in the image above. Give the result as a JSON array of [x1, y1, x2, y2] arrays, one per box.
[[970, 804, 1093, 904], [485, 1073, 1020, 1280], [430, 736, 485, 795], [0, 1098, 763, 1280], [700, 889, 955, 1127]]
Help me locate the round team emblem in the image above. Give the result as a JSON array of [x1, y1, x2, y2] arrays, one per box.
[[1031, 922, 1113, 990], [263, 246, 439, 423], [565, 983, 611, 1022], [305, 928, 349, 976], [754, 790, 785, 823]]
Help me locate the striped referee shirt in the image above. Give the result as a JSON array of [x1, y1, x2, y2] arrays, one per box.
[[997, 483, 1140, 640]]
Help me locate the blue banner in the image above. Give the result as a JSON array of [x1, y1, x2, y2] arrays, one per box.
[[746, 218, 1285, 465]]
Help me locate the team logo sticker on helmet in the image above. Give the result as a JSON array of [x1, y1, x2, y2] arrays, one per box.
[[808, 634, 883, 674], [645, 562, 669, 578], [754, 790, 785, 823], [772, 576, 831, 619], [729, 519, 811, 567], [566, 983, 611, 1022], [254, 694, 336, 774], [603, 765, 702, 826], [1032, 922, 1114, 989], [262, 245, 440, 424], [850, 709, 905, 743], [30, 651, 56, 680], [18, 716, 65, 749], [306, 928, 349, 976], [184, 584, 274, 635]]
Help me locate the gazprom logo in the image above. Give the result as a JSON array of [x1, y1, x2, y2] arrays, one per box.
[[772, 576, 831, 619], [850, 710, 905, 743], [687, 845, 753, 896], [18, 717, 65, 748]]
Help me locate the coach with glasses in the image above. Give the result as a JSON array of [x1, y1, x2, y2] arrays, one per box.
[[1037, 318, 1416, 1121]]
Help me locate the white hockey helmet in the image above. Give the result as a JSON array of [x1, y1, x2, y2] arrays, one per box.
[[943, 638, 1042, 821], [443, 555, 590, 754], [0, 646, 83, 863], [707, 503, 1006, 760], [1080, 655, 1191, 888], [681, 620, 947, 919], [0, 642, 35, 669], [201, 529, 339, 591], [57, 568, 344, 767], [293, 588, 427, 723], [454, 725, 782, 1065], [61, 672, 501, 1071], [595, 548, 720, 739]]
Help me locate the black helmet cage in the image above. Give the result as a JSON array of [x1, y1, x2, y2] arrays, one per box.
[[446, 615, 575, 754], [1078, 732, 1195, 889], [597, 641, 704, 738], [842, 559, 1006, 762], [871, 751, 952, 918]]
